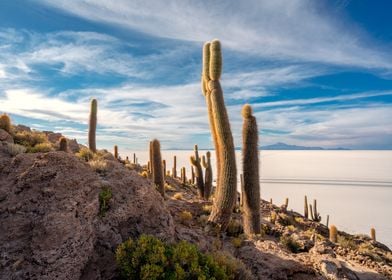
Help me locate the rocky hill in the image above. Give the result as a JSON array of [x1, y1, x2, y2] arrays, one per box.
[[0, 126, 391, 280]]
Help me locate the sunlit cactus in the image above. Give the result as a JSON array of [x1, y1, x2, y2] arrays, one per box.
[[172, 155, 177, 178], [59, 137, 67, 152], [371, 227, 376, 241], [304, 196, 309, 219], [114, 145, 118, 159], [202, 151, 213, 200], [0, 113, 11, 133], [191, 166, 195, 184], [329, 225, 338, 243], [241, 104, 260, 235], [310, 199, 321, 222], [190, 144, 205, 198], [201, 39, 237, 231], [151, 139, 164, 197], [181, 167, 186, 185], [88, 99, 97, 153]]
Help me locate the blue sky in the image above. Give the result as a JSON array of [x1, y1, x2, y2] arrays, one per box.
[[0, 0, 391, 150]]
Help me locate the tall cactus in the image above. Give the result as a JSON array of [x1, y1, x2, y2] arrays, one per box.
[[151, 139, 164, 197], [310, 199, 321, 222], [190, 144, 205, 198], [172, 155, 177, 178], [304, 195, 309, 219], [88, 99, 97, 153], [201, 40, 237, 230], [241, 104, 260, 235], [59, 137, 68, 152], [114, 145, 118, 159], [202, 151, 213, 200], [149, 141, 153, 174]]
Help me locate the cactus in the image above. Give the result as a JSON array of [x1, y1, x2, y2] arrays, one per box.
[[190, 144, 205, 198], [88, 99, 97, 153], [133, 153, 136, 164], [310, 199, 321, 222], [151, 139, 164, 197], [114, 145, 118, 159], [181, 167, 186, 185], [239, 174, 244, 208], [0, 113, 11, 133], [304, 196, 309, 219], [202, 151, 213, 200], [149, 141, 153, 174], [191, 166, 195, 184], [163, 160, 166, 178], [241, 104, 260, 235], [59, 137, 67, 152], [370, 228, 376, 241], [147, 161, 151, 173], [201, 40, 237, 231], [326, 215, 329, 228], [329, 225, 338, 243], [172, 155, 177, 178], [284, 198, 289, 210]]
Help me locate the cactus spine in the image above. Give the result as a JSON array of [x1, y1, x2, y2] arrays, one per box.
[[202, 151, 213, 200], [0, 113, 11, 133], [329, 225, 338, 243], [88, 99, 97, 153], [59, 137, 67, 152], [370, 228, 376, 241], [114, 145, 118, 159], [202, 40, 237, 231], [241, 104, 260, 235], [151, 139, 164, 197], [190, 144, 205, 198], [304, 195, 309, 219]]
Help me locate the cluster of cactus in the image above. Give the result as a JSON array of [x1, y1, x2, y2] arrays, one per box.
[[201, 39, 237, 230], [0, 113, 12, 133], [151, 139, 164, 197], [309, 199, 321, 222], [190, 144, 205, 198], [88, 99, 97, 153], [241, 104, 260, 235]]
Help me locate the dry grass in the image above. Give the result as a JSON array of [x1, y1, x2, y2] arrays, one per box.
[[173, 192, 183, 200], [89, 158, 108, 173], [202, 204, 212, 214], [179, 210, 193, 225], [76, 147, 94, 161], [28, 142, 53, 153], [5, 143, 26, 156]]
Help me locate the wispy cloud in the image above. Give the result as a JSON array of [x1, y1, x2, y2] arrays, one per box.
[[37, 0, 392, 69]]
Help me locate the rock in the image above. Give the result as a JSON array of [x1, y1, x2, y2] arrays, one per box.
[[0, 151, 174, 280], [46, 132, 62, 143], [68, 139, 80, 153], [0, 128, 13, 143], [14, 124, 31, 133]]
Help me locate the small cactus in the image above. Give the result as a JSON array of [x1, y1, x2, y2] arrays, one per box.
[[284, 198, 289, 210], [190, 144, 205, 198], [329, 225, 338, 243], [191, 166, 195, 184], [326, 215, 329, 228], [163, 160, 166, 178], [202, 151, 213, 200], [0, 113, 11, 133], [88, 99, 97, 153], [304, 196, 309, 219], [370, 228, 376, 241], [241, 104, 260, 235], [133, 153, 136, 164], [151, 139, 164, 197], [59, 137, 67, 152], [114, 145, 118, 159], [181, 167, 186, 185]]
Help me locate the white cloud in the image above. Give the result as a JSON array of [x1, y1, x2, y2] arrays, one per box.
[[38, 0, 392, 69]]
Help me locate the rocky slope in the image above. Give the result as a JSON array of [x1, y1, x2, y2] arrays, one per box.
[[0, 127, 391, 280]]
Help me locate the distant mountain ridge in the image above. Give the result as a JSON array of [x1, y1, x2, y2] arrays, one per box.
[[261, 142, 349, 150]]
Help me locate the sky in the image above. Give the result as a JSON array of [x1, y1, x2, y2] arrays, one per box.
[[0, 0, 391, 150]]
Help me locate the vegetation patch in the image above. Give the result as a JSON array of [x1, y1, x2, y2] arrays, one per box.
[[280, 235, 301, 253], [116, 234, 236, 280], [76, 147, 94, 161], [179, 210, 193, 225], [99, 186, 112, 217]]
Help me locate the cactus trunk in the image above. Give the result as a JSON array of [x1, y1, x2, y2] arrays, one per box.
[[88, 99, 97, 153], [59, 137, 67, 152], [202, 152, 213, 200], [114, 145, 118, 159], [151, 139, 164, 197], [304, 196, 309, 219], [241, 104, 260, 235], [172, 155, 177, 178], [190, 144, 205, 198]]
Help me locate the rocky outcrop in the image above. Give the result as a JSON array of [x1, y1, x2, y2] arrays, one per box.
[[0, 128, 13, 143], [0, 151, 174, 280]]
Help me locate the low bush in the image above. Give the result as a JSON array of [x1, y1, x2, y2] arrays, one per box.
[[5, 143, 26, 156], [14, 130, 47, 147], [27, 142, 53, 153], [179, 210, 193, 225], [226, 219, 243, 237], [89, 158, 108, 174], [173, 192, 183, 200], [76, 147, 94, 161], [280, 235, 301, 253], [116, 234, 234, 280]]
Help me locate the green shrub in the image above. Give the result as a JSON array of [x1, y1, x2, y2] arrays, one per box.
[[14, 131, 47, 147], [27, 142, 53, 153], [99, 186, 112, 216], [280, 235, 301, 253], [76, 147, 94, 161], [116, 235, 233, 280]]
